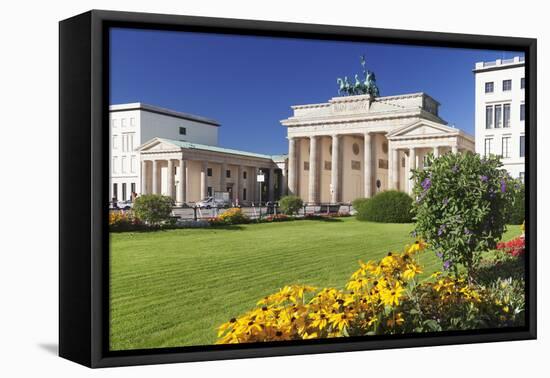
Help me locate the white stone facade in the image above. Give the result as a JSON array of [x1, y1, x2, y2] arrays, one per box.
[[474, 57, 525, 180], [110, 91, 477, 206], [109, 103, 220, 201], [281, 92, 475, 204], [136, 138, 284, 205]]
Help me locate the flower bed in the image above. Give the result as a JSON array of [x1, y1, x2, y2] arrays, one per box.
[[109, 210, 145, 232], [263, 214, 292, 222], [208, 207, 249, 226], [216, 240, 523, 344], [496, 236, 525, 257]]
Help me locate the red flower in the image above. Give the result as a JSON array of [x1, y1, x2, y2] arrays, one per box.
[[496, 236, 525, 257]]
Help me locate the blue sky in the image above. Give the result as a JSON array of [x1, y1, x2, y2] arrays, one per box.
[[110, 28, 522, 155]]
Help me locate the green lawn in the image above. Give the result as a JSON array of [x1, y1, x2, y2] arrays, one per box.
[[110, 218, 521, 350]]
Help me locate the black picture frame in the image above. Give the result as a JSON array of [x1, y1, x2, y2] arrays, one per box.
[[59, 9, 537, 368]]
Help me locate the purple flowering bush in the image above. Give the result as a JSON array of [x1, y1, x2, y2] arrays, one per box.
[[411, 152, 519, 280]]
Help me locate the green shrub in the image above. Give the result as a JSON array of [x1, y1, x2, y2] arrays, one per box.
[[133, 194, 174, 226], [357, 191, 413, 223], [352, 198, 370, 220], [411, 152, 519, 279], [507, 181, 525, 225], [279, 195, 304, 215]]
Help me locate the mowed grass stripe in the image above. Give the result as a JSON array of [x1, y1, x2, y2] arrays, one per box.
[[110, 218, 521, 350]]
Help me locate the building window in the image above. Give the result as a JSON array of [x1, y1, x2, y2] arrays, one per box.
[[243, 171, 247, 179], [207, 168, 212, 177], [378, 159, 388, 169], [351, 160, 361, 170], [226, 169, 231, 178], [503, 104, 511, 128], [521, 77, 525, 89], [352, 143, 360, 155], [130, 117, 136, 126], [111, 119, 117, 128], [122, 183, 127, 201], [207, 187, 212, 197], [520, 135, 525, 157], [485, 106, 493, 129], [520, 104, 525, 121], [501, 136, 511, 158], [121, 133, 135, 152], [484, 138, 493, 156], [485, 82, 494, 93], [494, 105, 502, 128], [130, 156, 137, 173], [112, 157, 118, 174], [121, 157, 127, 173], [243, 188, 247, 201], [121, 118, 126, 128], [303, 161, 310, 171], [112, 135, 118, 149], [324, 161, 332, 170], [131, 183, 136, 195], [113, 183, 118, 200], [502, 79, 512, 91], [179, 127, 187, 135], [519, 172, 525, 182]]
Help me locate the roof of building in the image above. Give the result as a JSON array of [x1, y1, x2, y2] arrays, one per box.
[[109, 103, 220, 126], [146, 138, 279, 161], [473, 56, 525, 73]]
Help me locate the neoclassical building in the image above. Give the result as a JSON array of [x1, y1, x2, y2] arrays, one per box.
[[136, 138, 286, 205], [281, 92, 475, 204], [111, 91, 475, 206]]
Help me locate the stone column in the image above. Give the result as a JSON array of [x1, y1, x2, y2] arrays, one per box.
[[433, 146, 440, 158], [408, 148, 416, 195], [167, 159, 175, 200], [152, 160, 159, 194], [287, 137, 298, 195], [220, 162, 227, 195], [308, 136, 319, 204], [452, 145, 458, 154], [268, 167, 275, 201], [177, 159, 186, 206], [200, 161, 208, 199], [364, 132, 373, 198], [140, 160, 148, 195], [252, 167, 258, 204], [281, 164, 288, 196], [330, 134, 341, 203], [235, 165, 243, 203], [388, 147, 399, 190]]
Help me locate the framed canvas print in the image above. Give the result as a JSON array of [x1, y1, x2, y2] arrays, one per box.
[[59, 10, 537, 368]]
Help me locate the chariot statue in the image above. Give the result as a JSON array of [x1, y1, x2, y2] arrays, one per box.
[[336, 55, 380, 97]]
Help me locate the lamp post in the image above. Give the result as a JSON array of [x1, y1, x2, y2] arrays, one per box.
[[257, 170, 265, 219]]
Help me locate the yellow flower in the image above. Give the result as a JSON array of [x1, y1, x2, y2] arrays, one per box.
[[386, 312, 405, 328], [407, 239, 427, 254], [403, 263, 423, 280], [346, 278, 368, 292], [329, 312, 353, 332], [309, 310, 330, 330], [380, 281, 405, 307]]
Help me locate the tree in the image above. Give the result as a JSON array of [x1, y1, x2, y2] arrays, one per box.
[[411, 152, 519, 279]]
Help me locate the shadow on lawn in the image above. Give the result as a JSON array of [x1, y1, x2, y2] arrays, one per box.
[[475, 255, 525, 285]]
